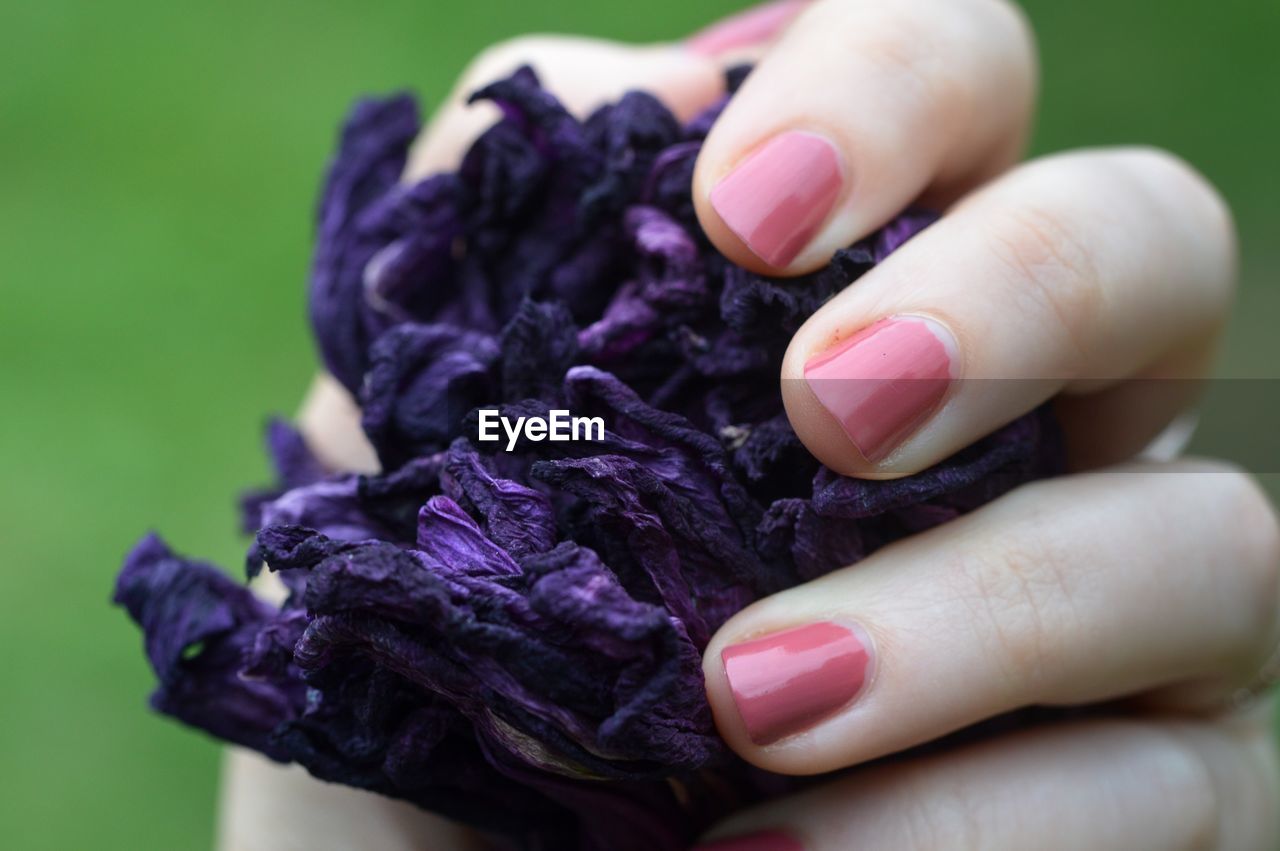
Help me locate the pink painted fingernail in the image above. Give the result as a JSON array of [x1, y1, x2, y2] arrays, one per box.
[[803, 316, 957, 462], [685, 0, 808, 56], [692, 830, 806, 851], [709, 131, 843, 268], [721, 622, 870, 746]]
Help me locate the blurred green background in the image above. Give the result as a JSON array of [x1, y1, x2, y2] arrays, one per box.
[[1, 1, 1276, 848]]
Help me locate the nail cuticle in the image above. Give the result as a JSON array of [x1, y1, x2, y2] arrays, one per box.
[[803, 314, 958, 462]]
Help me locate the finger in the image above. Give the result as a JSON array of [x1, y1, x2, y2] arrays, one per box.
[[693, 716, 1280, 851], [297, 373, 380, 474], [701, 461, 1280, 773], [217, 748, 487, 851], [693, 0, 1037, 273], [404, 35, 724, 182], [782, 148, 1236, 477]]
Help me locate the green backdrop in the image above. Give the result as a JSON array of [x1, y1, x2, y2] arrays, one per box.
[[2, 1, 1276, 848]]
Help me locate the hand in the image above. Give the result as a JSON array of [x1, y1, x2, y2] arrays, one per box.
[[227, 3, 1280, 848], [217, 748, 487, 851], [684, 1, 1279, 848]]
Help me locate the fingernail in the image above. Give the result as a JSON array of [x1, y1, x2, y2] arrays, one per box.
[[692, 830, 805, 851], [709, 131, 843, 268], [803, 316, 957, 462], [721, 622, 870, 746], [685, 0, 808, 56]]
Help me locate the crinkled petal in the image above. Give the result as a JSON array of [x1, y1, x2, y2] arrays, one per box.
[[114, 534, 301, 758]]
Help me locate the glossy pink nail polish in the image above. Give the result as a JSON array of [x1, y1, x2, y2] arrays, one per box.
[[692, 830, 805, 851], [803, 316, 956, 462], [709, 131, 843, 268], [721, 622, 870, 746], [685, 0, 808, 56]]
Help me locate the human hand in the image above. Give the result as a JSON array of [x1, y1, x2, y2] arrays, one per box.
[[683, 1, 1278, 849], [228, 3, 1279, 848]]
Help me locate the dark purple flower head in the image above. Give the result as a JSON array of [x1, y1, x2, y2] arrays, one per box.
[[116, 67, 1061, 850]]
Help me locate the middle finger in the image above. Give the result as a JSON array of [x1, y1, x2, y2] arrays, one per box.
[[783, 147, 1236, 477]]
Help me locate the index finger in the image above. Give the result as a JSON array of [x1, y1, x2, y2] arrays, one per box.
[[692, 0, 1037, 274]]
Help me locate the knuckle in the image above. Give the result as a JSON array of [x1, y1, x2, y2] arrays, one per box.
[[832, 0, 1039, 142], [986, 201, 1103, 366], [970, 0, 1040, 70], [1121, 146, 1230, 216], [1214, 467, 1280, 643], [1114, 146, 1239, 283], [983, 0, 1035, 39], [945, 511, 1079, 696], [1234, 716, 1280, 849], [852, 5, 969, 122], [1116, 145, 1202, 187], [895, 773, 984, 850], [1146, 729, 1221, 849], [1247, 721, 1280, 847], [1148, 719, 1280, 850]]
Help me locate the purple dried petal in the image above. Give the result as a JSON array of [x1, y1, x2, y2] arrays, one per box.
[[239, 418, 329, 533], [873, 207, 938, 260], [309, 94, 421, 392], [810, 404, 1060, 520], [441, 442, 557, 558], [114, 534, 301, 758], [416, 495, 523, 577], [498, 298, 581, 403], [360, 323, 500, 467]]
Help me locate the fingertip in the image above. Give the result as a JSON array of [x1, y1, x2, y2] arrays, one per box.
[[702, 613, 780, 769], [781, 315, 960, 479], [694, 129, 849, 277], [692, 0, 1040, 277], [779, 370, 878, 479], [704, 607, 883, 775]]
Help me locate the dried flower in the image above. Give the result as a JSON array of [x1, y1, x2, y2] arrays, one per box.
[[116, 67, 1061, 850]]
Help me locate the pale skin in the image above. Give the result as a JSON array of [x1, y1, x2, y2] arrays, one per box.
[[219, 1, 1280, 848]]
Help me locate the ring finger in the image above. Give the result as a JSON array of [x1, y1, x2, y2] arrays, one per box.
[[702, 460, 1280, 774]]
